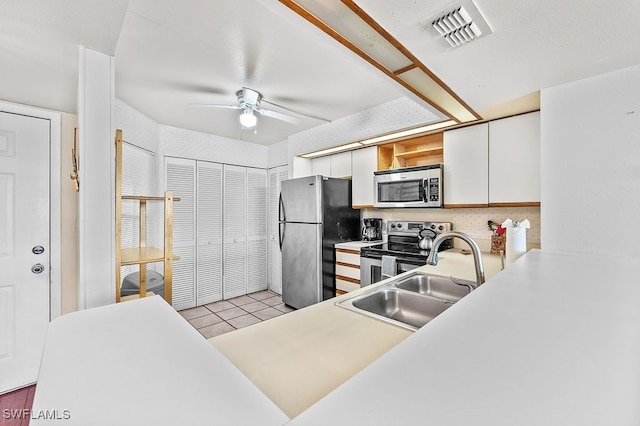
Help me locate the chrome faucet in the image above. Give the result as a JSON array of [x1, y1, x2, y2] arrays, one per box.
[[426, 231, 486, 288]]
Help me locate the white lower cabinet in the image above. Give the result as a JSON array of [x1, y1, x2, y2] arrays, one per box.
[[165, 157, 267, 309], [268, 166, 288, 295]]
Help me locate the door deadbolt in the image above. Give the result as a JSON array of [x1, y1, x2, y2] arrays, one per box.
[[32, 245, 45, 255], [31, 263, 45, 274]]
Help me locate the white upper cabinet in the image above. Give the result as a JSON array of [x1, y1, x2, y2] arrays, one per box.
[[309, 152, 353, 178], [443, 123, 489, 206], [351, 146, 377, 208], [488, 112, 540, 204], [311, 156, 331, 176], [330, 151, 352, 178]]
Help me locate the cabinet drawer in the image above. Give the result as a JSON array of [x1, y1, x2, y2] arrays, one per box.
[[335, 249, 361, 266], [336, 264, 359, 280], [336, 277, 360, 293]]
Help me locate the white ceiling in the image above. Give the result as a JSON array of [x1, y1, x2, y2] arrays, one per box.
[[1, 0, 640, 145]]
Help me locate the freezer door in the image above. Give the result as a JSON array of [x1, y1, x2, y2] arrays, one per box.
[[279, 175, 322, 223], [281, 222, 322, 309]]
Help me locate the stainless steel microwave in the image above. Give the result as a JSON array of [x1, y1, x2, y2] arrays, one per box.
[[373, 164, 443, 208]]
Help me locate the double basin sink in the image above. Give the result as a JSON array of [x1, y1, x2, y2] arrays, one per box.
[[336, 271, 476, 331]]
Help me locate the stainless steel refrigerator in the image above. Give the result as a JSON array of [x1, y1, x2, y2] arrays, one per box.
[[279, 175, 360, 309]]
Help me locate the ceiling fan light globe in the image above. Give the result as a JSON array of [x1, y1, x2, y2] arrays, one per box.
[[239, 110, 257, 128]]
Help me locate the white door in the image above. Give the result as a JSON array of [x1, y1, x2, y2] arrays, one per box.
[[223, 165, 247, 299], [165, 157, 196, 310], [196, 161, 223, 305], [0, 111, 50, 392], [246, 168, 267, 294], [268, 166, 287, 294]]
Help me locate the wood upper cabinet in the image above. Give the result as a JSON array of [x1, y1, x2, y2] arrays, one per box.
[[351, 146, 377, 208], [488, 112, 540, 205], [443, 123, 489, 207]]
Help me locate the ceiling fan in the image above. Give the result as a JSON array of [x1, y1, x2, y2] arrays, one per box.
[[190, 87, 327, 130]]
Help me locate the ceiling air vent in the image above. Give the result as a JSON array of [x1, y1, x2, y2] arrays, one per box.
[[428, 1, 492, 48]]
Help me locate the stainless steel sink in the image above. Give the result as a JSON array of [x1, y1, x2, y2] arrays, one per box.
[[336, 271, 474, 331], [394, 273, 472, 302], [352, 288, 449, 329]]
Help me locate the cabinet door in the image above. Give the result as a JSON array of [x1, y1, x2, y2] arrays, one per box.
[[223, 165, 247, 299], [330, 151, 352, 178], [165, 157, 196, 310], [268, 166, 288, 295], [443, 123, 489, 207], [351, 146, 377, 207], [311, 156, 331, 176], [247, 167, 268, 294], [489, 112, 540, 204], [196, 161, 223, 305]]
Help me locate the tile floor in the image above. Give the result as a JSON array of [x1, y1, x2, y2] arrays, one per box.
[[178, 290, 294, 339]]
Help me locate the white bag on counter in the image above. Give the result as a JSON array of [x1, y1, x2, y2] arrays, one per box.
[[502, 219, 530, 266]]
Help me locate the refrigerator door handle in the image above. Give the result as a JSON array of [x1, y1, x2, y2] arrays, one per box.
[[278, 193, 285, 223], [279, 222, 284, 251]]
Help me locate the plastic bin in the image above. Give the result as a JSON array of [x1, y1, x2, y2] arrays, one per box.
[[121, 271, 164, 298]]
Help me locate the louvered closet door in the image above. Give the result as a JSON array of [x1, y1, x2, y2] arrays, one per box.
[[165, 157, 196, 310], [268, 166, 288, 294], [196, 161, 223, 305], [246, 168, 268, 294], [223, 165, 247, 299]]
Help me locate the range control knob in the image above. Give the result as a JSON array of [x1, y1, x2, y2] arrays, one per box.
[[438, 225, 444, 231], [396, 223, 402, 229], [430, 224, 436, 230], [390, 223, 396, 229]]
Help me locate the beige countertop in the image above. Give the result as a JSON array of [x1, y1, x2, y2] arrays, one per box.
[[210, 249, 504, 419], [210, 296, 412, 418]]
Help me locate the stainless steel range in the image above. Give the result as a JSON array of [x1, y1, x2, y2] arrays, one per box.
[[360, 221, 453, 286]]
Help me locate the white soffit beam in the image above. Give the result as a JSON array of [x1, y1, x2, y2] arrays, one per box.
[[398, 68, 478, 123], [279, 0, 480, 124]]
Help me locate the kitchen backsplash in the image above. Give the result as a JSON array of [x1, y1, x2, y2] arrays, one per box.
[[363, 206, 541, 252]]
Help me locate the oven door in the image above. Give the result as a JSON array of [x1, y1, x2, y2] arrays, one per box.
[[360, 255, 425, 287]]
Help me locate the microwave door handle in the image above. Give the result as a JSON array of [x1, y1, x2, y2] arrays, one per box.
[[423, 178, 429, 202]]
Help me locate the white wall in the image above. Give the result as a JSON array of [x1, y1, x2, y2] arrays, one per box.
[[541, 63, 640, 258], [77, 47, 115, 309], [268, 139, 288, 168]]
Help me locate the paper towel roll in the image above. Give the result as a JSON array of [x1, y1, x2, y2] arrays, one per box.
[[505, 227, 527, 265]]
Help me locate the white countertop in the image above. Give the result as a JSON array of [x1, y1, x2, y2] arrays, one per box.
[[288, 250, 640, 425], [31, 296, 288, 426], [335, 240, 381, 249]]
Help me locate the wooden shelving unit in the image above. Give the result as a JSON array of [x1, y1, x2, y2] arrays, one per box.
[[377, 132, 444, 170], [115, 129, 179, 303]]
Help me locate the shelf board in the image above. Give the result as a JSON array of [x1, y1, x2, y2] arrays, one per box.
[[121, 247, 180, 265], [121, 195, 181, 202], [394, 147, 443, 160]]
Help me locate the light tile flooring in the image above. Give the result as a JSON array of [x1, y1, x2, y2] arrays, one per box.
[[178, 290, 294, 339]]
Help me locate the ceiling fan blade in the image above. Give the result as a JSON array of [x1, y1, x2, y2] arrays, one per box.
[[188, 103, 243, 110], [261, 98, 330, 122], [258, 108, 302, 124]]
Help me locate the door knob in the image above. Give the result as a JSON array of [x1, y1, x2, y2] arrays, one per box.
[[31, 263, 45, 274], [32, 245, 45, 255]]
